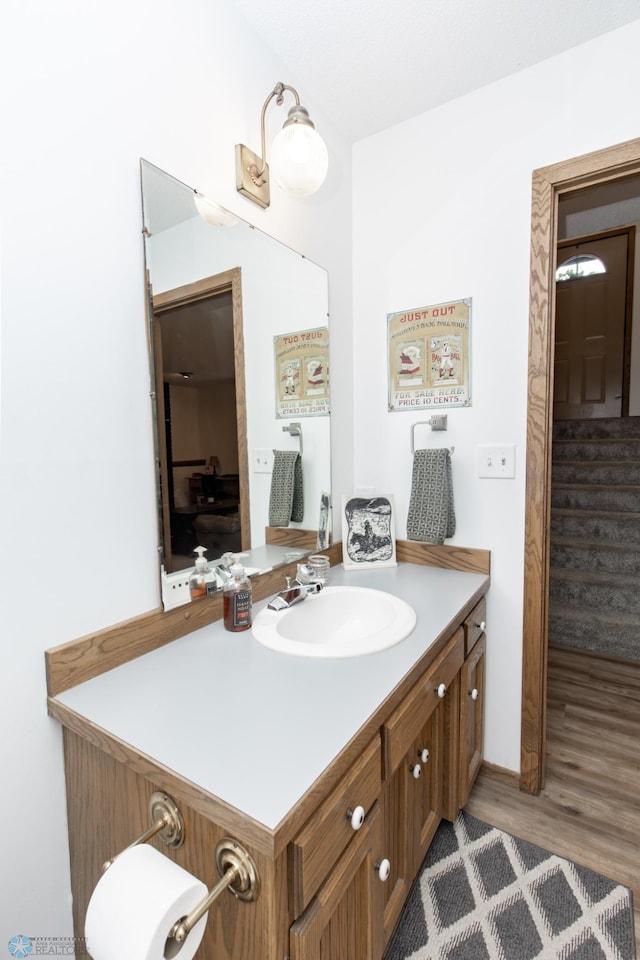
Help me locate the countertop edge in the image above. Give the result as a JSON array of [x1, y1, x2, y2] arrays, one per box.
[[48, 696, 280, 859]]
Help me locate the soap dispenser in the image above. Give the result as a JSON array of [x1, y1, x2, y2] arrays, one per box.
[[189, 546, 217, 600], [223, 554, 252, 632]]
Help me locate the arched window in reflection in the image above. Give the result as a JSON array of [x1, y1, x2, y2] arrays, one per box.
[[556, 253, 606, 282]]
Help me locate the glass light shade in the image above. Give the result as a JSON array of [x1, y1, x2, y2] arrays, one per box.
[[270, 124, 329, 197], [193, 192, 238, 227]]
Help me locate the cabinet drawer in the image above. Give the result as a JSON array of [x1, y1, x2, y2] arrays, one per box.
[[464, 597, 486, 656], [289, 735, 382, 917], [382, 629, 464, 778]]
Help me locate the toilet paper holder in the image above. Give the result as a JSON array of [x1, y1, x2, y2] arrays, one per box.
[[103, 791, 185, 870], [165, 837, 259, 958], [102, 791, 259, 958]]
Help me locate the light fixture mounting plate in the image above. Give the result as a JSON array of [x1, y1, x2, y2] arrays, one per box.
[[235, 144, 270, 208]]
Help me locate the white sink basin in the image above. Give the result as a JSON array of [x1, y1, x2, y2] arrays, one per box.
[[252, 585, 417, 658]]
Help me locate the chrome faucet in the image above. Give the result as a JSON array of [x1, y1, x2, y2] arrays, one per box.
[[267, 576, 323, 611]]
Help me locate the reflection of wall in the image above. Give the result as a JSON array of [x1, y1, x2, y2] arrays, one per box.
[[148, 215, 331, 544], [198, 380, 238, 476], [170, 381, 238, 505]]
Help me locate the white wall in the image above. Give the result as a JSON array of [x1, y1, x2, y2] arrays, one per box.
[[0, 0, 352, 945], [352, 20, 640, 774]]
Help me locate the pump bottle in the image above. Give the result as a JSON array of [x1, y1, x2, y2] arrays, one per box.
[[189, 546, 217, 600], [223, 554, 252, 632]]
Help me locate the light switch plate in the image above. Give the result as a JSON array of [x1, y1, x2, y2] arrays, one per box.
[[478, 444, 516, 478], [252, 448, 273, 473]]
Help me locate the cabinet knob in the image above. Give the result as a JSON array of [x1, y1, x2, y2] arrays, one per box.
[[478, 620, 486, 631], [470, 688, 479, 701], [436, 682, 447, 699], [347, 805, 365, 831], [376, 858, 391, 882], [418, 748, 430, 763], [410, 763, 422, 780]]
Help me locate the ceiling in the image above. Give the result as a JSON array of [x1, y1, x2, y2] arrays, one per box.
[[225, 0, 640, 144]]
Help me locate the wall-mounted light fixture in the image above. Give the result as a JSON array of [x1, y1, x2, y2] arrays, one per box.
[[235, 82, 328, 209], [193, 191, 238, 228]]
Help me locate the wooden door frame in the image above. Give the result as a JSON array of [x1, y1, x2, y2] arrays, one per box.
[[151, 267, 250, 572], [520, 136, 640, 795]]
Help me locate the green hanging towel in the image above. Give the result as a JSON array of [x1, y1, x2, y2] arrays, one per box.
[[269, 451, 304, 526], [406, 448, 455, 545]]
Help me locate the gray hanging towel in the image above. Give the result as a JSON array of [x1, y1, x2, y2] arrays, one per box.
[[406, 448, 455, 545], [269, 450, 304, 526]]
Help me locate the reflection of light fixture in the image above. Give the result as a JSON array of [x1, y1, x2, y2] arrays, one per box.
[[235, 82, 328, 209], [179, 371, 194, 380], [193, 191, 238, 227]]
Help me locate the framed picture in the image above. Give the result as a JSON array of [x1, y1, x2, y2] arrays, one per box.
[[274, 326, 330, 418], [387, 297, 472, 411], [341, 495, 397, 570]]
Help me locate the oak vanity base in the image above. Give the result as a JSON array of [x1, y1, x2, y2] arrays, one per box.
[[51, 555, 489, 960], [61, 599, 487, 960]]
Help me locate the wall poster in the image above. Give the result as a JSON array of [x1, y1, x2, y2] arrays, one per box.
[[274, 326, 330, 418], [387, 298, 471, 412]]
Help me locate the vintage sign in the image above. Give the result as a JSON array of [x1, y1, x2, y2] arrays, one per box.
[[274, 326, 330, 418], [387, 298, 471, 411]]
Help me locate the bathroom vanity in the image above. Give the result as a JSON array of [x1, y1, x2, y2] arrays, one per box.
[[48, 544, 488, 960]]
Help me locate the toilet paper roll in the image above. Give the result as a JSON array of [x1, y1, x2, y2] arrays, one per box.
[[85, 844, 209, 960]]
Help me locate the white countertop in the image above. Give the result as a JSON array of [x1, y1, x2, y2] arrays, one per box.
[[55, 563, 488, 832]]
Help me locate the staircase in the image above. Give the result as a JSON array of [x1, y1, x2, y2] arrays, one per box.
[[549, 416, 640, 663]]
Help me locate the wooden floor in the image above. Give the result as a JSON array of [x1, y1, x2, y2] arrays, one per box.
[[466, 644, 640, 950]]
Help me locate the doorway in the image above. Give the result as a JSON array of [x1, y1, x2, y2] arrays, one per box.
[[151, 267, 251, 574], [554, 227, 633, 420], [520, 136, 640, 795]]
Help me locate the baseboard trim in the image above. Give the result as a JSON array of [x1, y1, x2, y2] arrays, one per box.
[[477, 760, 520, 789]]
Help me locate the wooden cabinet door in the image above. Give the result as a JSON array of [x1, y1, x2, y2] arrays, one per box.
[[409, 700, 443, 876], [381, 698, 443, 945], [289, 802, 385, 960], [459, 634, 486, 809], [381, 752, 411, 945], [380, 631, 462, 945]]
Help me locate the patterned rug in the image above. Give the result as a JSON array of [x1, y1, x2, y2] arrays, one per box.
[[386, 812, 636, 960]]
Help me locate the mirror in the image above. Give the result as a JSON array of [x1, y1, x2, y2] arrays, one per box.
[[140, 161, 331, 605]]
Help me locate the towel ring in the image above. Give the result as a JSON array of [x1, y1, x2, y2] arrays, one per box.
[[282, 422, 303, 453], [411, 421, 455, 456]]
